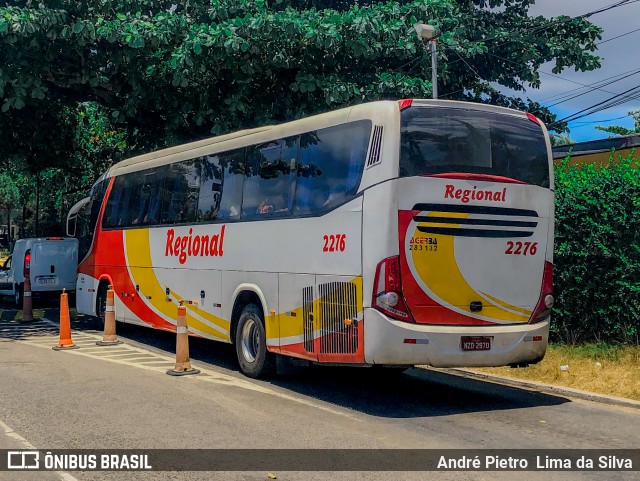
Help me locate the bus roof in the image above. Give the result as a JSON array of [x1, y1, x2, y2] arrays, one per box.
[[104, 99, 535, 178]]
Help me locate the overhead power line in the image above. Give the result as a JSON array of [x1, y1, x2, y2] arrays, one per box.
[[538, 67, 640, 103], [556, 84, 640, 124], [545, 69, 640, 108], [570, 114, 632, 126], [596, 27, 640, 45]]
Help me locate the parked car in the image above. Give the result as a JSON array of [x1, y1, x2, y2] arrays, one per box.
[[0, 237, 79, 306]]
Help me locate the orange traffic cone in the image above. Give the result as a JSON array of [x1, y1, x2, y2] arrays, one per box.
[[53, 288, 77, 350], [166, 302, 200, 376], [96, 286, 123, 346], [22, 277, 33, 322]]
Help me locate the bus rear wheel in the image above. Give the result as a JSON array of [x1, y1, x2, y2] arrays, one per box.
[[14, 284, 23, 307], [235, 304, 275, 378], [95, 282, 108, 324]]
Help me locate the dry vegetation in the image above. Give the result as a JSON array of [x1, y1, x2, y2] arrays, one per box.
[[475, 344, 640, 401]]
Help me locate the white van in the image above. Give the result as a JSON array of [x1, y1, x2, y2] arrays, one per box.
[[0, 237, 78, 306]]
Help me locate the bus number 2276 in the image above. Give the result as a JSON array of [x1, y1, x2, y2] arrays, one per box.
[[505, 241, 538, 255], [323, 234, 346, 252]]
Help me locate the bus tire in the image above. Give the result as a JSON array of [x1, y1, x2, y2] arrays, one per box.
[[14, 284, 23, 307], [235, 304, 275, 378], [95, 282, 108, 324]]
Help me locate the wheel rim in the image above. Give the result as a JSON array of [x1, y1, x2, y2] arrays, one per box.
[[240, 318, 260, 364]]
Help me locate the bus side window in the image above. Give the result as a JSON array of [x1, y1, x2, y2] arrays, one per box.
[[294, 120, 370, 216], [102, 178, 124, 229], [102, 174, 134, 228], [198, 155, 224, 222], [242, 138, 297, 219], [161, 161, 200, 225], [145, 169, 165, 225], [132, 167, 166, 226], [217, 148, 245, 221], [119, 173, 142, 227]]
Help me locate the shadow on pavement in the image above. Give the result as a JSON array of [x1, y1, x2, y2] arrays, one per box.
[[91, 317, 572, 419], [1, 302, 571, 419]]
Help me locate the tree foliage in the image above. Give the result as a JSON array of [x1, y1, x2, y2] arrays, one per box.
[[0, 173, 19, 235], [553, 150, 640, 345], [550, 132, 574, 147], [0, 0, 604, 238], [595, 110, 640, 137], [0, 0, 601, 162]]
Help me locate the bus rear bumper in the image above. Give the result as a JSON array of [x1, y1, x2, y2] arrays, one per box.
[[363, 308, 549, 368]]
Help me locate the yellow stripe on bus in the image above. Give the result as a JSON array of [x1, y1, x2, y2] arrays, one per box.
[[479, 291, 533, 316], [124, 229, 231, 341], [413, 213, 530, 323]]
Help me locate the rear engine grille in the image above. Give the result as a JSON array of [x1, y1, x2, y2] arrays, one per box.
[[318, 282, 358, 354]]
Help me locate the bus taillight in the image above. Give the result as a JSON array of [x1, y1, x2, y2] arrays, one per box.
[[526, 112, 540, 125], [398, 99, 413, 111], [373, 256, 413, 322], [530, 261, 553, 323]]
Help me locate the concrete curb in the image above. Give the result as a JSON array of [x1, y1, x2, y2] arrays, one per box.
[[438, 367, 640, 410]]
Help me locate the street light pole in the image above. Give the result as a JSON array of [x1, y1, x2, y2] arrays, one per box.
[[430, 39, 438, 99], [414, 23, 439, 99]]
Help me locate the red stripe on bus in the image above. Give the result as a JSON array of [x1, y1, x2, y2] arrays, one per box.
[[424, 173, 527, 184]]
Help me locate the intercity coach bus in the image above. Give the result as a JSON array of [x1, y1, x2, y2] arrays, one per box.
[[67, 99, 554, 378]]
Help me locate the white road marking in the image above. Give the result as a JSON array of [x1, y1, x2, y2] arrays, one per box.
[[0, 419, 79, 481], [2, 318, 357, 420]]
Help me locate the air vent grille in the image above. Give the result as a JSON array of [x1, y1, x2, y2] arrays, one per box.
[[366, 125, 384, 168]]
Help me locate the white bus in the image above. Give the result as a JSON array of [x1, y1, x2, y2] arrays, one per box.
[[68, 99, 554, 378]]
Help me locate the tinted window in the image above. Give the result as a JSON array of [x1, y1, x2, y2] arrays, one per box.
[[101, 120, 371, 228], [198, 155, 224, 222], [293, 120, 371, 216], [78, 179, 108, 259], [400, 107, 550, 187], [102, 168, 166, 229], [243, 137, 298, 219], [217, 148, 245, 221], [132, 167, 165, 226], [102, 174, 136, 228], [160, 161, 200, 224]]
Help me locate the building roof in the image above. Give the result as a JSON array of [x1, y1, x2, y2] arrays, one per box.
[[552, 133, 640, 159]]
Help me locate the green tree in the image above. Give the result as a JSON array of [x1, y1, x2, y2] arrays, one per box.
[[595, 110, 640, 136], [0, 173, 19, 239], [0, 0, 602, 160], [550, 132, 575, 147]]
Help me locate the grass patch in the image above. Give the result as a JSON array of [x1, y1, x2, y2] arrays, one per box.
[[475, 343, 640, 401]]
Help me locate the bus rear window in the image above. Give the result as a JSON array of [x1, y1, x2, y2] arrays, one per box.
[[400, 107, 550, 187]]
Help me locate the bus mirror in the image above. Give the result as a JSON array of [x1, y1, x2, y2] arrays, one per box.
[[67, 196, 91, 237], [67, 215, 77, 237]]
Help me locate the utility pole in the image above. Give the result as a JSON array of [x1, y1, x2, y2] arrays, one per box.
[[414, 23, 440, 99]]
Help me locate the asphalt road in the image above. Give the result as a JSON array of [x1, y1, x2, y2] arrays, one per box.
[[1, 304, 639, 481]]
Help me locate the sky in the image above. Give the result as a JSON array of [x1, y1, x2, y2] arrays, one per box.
[[508, 0, 640, 142]]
